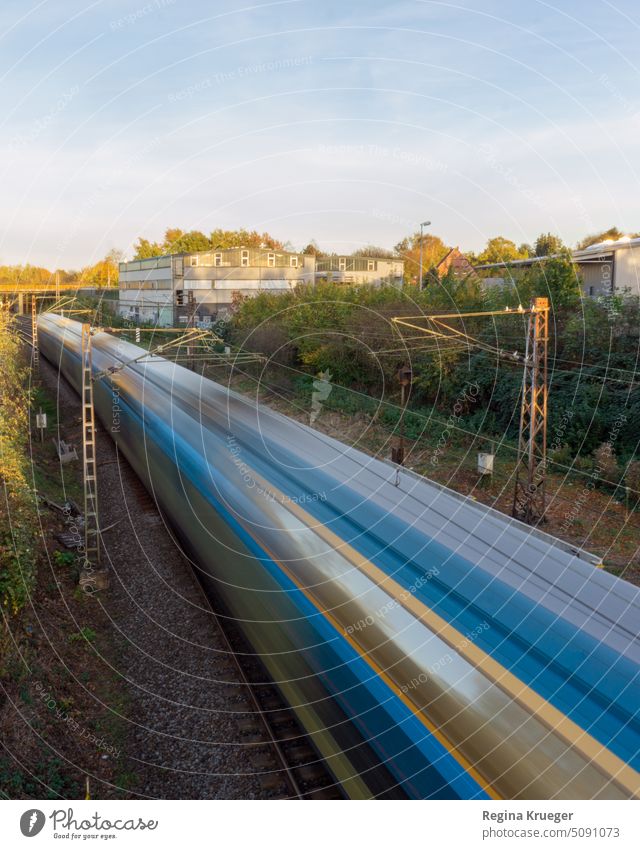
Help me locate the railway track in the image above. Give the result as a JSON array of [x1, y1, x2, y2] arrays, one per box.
[[184, 567, 346, 800], [20, 314, 346, 800]]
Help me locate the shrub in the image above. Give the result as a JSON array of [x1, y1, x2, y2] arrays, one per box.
[[0, 306, 38, 614]]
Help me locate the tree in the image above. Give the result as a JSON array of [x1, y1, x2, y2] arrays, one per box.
[[79, 249, 122, 287], [209, 228, 284, 250], [166, 229, 210, 254], [518, 243, 534, 258], [576, 226, 624, 250], [394, 232, 449, 284], [352, 245, 396, 258], [133, 238, 163, 259], [476, 236, 528, 265], [302, 240, 322, 256], [534, 232, 564, 257], [163, 228, 185, 251], [522, 252, 581, 309]]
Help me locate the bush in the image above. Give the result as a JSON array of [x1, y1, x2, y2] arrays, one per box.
[[0, 306, 38, 614]]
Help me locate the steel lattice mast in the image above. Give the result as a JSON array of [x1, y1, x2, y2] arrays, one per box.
[[81, 323, 101, 569], [512, 297, 549, 524], [31, 295, 39, 368], [392, 299, 550, 526]]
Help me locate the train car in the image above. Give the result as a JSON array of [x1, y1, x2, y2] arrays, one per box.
[[38, 313, 640, 800]]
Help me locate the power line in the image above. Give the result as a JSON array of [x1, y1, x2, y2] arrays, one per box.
[[232, 354, 639, 495]]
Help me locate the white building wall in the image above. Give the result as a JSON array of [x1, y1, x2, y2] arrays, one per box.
[[614, 246, 640, 296]]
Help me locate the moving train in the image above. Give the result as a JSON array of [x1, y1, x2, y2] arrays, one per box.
[[38, 313, 640, 799]]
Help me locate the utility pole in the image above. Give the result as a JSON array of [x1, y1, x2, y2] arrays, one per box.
[[512, 297, 549, 524], [81, 324, 100, 572], [418, 220, 431, 289], [391, 301, 550, 526], [31, 295, 39, 368]]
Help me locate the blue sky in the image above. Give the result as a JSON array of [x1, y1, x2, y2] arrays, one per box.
[[1, 0, 639, 268]]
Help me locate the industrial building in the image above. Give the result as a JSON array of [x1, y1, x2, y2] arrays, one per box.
[[118, 248, 404, 326], [476, 236, 640, 298], [314, 254, 404, 286]]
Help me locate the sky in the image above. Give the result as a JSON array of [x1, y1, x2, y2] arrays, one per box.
[[1, 0, 639, 268]]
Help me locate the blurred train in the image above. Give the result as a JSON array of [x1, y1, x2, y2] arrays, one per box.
[[38, 313, 640, 800]]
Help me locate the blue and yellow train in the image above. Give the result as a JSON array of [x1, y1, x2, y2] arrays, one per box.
[[38, 314, 640, 799]]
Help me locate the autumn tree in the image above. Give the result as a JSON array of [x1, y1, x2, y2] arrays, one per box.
[[133, 237, 163, 259], [394, 232, 449, 284], [302, 240, 322, 255], [476, 236, 529, 265], [79, 249, 122, 287], [165, 229, 210, 254], [209, 228, 284, 250]]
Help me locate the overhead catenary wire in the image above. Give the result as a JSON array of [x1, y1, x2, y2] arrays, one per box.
[[224, 362, 640, 538], [225, 355, 640, 497]]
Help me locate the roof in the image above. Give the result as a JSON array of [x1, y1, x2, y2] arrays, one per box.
[[435, 247, 479, 278], [476, 236, 640, 271]]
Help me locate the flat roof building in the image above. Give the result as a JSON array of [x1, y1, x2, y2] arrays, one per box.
[[315, 255, 404, 286], [118, 249, 405, 326]]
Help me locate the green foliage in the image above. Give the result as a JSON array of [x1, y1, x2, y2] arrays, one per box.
[[534, 232, 565, 257], [132, 237, 163, 259], [477, 236, 529, 265], [53, 550, 76, 568], [132, 227, 287, 259], [166, 229, 210, 254], [0, 756, 80, 800], [68, 627, 97, 644], [230, 277, 640, 470], [522, 253, 582, 309], [0, 308, 38, 615], [209, 228, 284, 250]]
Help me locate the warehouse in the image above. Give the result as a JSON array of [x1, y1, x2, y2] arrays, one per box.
[[118, 247, 313, 327], [476, 236, 640, 298]]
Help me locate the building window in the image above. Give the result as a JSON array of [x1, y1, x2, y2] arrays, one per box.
[[367, 260, 375, 271], [214, 253, 222, 266], [290, 256, 298, 268], [190, 256, 198, 267], [268, 253, 275, 267], [339, 257, 346, 271], [589, 285, 594, 296], [241, 250, 249, 267]]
